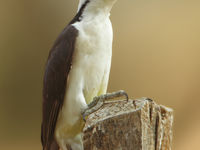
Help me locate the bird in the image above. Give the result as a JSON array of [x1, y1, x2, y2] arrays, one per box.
[[41, 0, 128, 150]]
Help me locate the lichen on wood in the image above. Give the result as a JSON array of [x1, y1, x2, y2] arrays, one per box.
[[83, 98, 173, 150]]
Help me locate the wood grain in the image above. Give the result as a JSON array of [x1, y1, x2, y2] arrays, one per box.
[[83, 98, 173, 150]]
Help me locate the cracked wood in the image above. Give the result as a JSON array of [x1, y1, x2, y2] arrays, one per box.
[[83, 98, 173, 150]]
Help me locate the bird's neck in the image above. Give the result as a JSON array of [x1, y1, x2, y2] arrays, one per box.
[[77, 0, 116, 21]]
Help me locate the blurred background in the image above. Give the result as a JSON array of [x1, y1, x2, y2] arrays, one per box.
[[0, 0, 200, 149]]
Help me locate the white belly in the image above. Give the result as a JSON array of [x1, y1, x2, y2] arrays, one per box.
[[65, 17, 113, 112], [55, 17, 113, 141]]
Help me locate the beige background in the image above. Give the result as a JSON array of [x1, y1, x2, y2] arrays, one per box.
[[1, 0, 200, 149]]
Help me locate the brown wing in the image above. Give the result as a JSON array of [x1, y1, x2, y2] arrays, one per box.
[[41, 25, 78, 150]]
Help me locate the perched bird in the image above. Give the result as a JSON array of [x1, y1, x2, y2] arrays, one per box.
[[41, 0, 127, 150]]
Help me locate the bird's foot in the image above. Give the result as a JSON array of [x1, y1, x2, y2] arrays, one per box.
[[81, 90, 129, 121]]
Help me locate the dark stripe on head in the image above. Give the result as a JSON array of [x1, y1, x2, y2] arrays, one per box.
[[69, 0, 90, 24]]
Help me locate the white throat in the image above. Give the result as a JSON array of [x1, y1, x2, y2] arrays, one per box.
[[77, 0, 116, 16]]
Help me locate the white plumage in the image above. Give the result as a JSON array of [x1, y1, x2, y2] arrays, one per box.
[[55, 0, 116, 149]]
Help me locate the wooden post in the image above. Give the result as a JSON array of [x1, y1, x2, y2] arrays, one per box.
[[83, 98, 173, 150]]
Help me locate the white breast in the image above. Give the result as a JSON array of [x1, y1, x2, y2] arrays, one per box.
[[71, 16, 113, 103], [55, 15, 113, 143]]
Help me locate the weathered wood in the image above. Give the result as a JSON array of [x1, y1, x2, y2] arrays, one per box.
[[83, 98, 173, 150]]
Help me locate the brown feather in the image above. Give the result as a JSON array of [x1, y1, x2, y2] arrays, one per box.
[[41, 1, 91, 149], [41, 25, 78, 150]]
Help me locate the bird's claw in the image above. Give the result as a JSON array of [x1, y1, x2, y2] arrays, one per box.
[[81, 90, 129, 122]]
